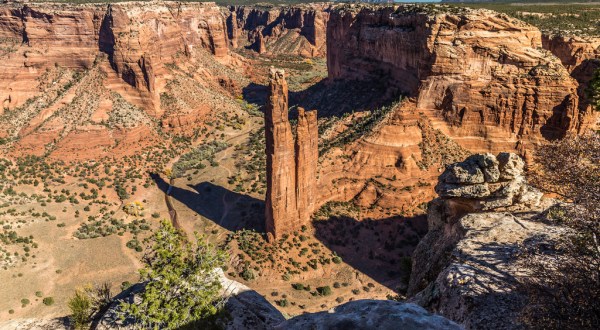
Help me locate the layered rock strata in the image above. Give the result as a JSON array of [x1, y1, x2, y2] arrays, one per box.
[[542, 34, 600, 131], [434, 152, 542, 211], [408, 153, 559, 329], [265, 69, 318, 240], [0, 1, 241, 159], [327, 5, 585, 142], [226, 4, 330, 57], [0, 1, 230, 111]]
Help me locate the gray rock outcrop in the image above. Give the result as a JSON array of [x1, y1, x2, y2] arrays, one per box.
[[409, 153, 563, 329], [93, 268, 460, 330], [275, 300, 462, 330], [435, 153, 542, 211]]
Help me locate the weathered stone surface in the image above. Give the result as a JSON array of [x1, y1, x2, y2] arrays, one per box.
[[497, 152, 524, 180], [265, 69, 318, 240], [408, 153, 563, 329], [0, 1, 230, 110], [91, 268, 460, 330], [295, 107, 319, 225], [435, 153, 541, 210], [265, 68, 297, 240], [275, 300, 463, 330], [542, 34, 600, 132]]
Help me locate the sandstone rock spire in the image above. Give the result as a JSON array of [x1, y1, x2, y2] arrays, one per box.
[[265, 69, 318, 240], [295, 107, 319, 226]]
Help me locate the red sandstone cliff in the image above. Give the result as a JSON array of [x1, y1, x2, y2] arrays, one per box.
[[226, 4, 330, 57], [542, 34, 600, 131], [327, 5, 583, 141], [265, 68, 297, 240], [265, 69, 318, 240], [315, 5, 593, 218], [1, 1, 230, 111], [295, 107, 319, 226], [0, 1, 241, 160]]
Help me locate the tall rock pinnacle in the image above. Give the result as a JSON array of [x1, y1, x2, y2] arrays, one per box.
[[265, 69, 318, 241], [295, 107, 319, 227]]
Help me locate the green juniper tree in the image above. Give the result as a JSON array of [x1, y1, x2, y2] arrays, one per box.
[[120, 220, 227, 329]]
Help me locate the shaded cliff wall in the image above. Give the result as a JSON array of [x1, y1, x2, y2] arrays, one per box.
[[543, 34, 600, 131], [227, 4, 330, 57]]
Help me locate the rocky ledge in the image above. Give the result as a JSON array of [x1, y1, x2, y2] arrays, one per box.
[[94, 268, 461, 330], [409, 153, 563, 329]]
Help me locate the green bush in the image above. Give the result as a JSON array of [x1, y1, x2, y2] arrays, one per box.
[[68, 291, 92, 329], [241, 268, 255, 281], [43, 297, 54, 306], [317, 286, 332, 296], [118, 221, 227, 329]]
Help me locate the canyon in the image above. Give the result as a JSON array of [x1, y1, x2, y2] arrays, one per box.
[[0, 1, 598, 328]]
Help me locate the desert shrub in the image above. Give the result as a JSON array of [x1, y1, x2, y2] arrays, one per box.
[[119, 220, 226, 329], [68, 291, 92, 329], [21, 298, 30, 307], [43, 297, 54, 306], [292, 283, 304, 290], [241, 268, 255, 281], [316, 286, 332, 296]]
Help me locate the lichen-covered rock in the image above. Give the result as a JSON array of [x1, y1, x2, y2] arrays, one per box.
[[435, 153, 541, 210], [497, 152, 524, 180], [275, 300, 463, 330]]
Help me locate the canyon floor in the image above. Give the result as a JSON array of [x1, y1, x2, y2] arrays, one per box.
[[0, 50, 422, 321]]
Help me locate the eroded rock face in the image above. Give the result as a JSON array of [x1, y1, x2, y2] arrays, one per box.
[[295, 107, 319, 227], [327, 5, 584, 141], [542, 34, 600, 131], [0, 1, 230, 108], [227, 4, 330, 57], [100, 1, 229, 94], [265, 69, 318, 240], [0, 1, 240, 160], [408, 153, 561, 329]]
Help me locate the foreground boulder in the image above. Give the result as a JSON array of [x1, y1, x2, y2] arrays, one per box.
[[276, 300, 462, 330], [409, 153, 563, 329]]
